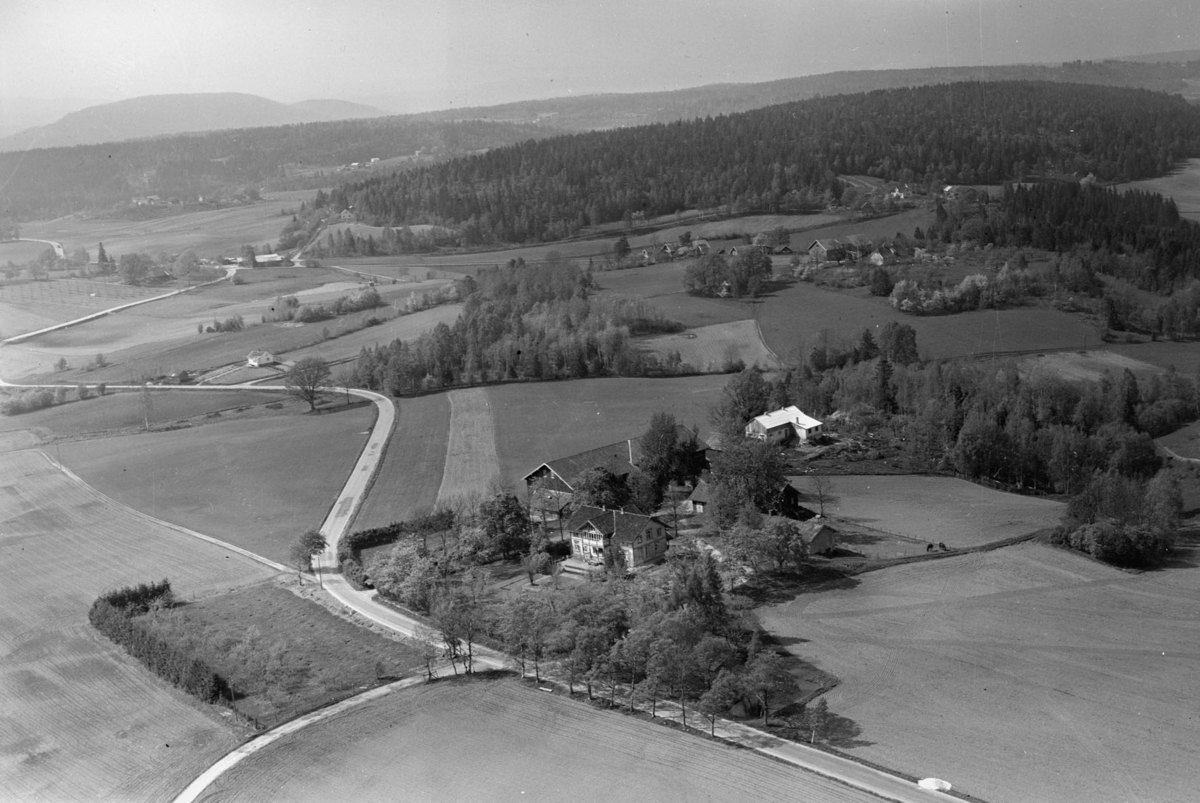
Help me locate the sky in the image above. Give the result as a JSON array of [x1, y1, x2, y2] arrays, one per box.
[[2, 0, 1198, 113]]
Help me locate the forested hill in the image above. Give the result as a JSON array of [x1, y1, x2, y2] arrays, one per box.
[[0, 117, 555, 219], [410, 60, 1200, 132], [332, 82, 1200, 245]]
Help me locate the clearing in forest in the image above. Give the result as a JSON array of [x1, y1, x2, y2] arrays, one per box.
[[202, 676, 870, 803], [0, 450, 274, 802], [640, 319, 779, 371], [756, 541, 1200, 803]]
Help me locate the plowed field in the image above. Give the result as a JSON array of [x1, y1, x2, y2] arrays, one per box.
[[757, 541, 1200, 803], [0, 450, 274, 802], [201, 677, 871, 803], [435, 387, 499, 503]]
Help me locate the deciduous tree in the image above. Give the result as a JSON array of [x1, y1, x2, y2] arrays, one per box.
[[285, 357, 331, 412]]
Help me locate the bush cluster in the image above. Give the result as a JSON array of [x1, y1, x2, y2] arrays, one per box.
[[88, 579, 231, 704], [338, 509, 456, 588], [0, 388, 54, 416]]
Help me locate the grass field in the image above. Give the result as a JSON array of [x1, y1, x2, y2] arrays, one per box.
[[1121, 158, 1200, 223], [1106, 339, 1200, 377], [488, 375, 728, 487], [20, 193, 313, 257], [1160, 419, 1200, 459], [641, 319, 779, 370], [754, 281, 1099, 363], [142, 580, 424, 728], [0, 278, 175, 340], [436, 388, 500, 504], [756, 540, 1200, 803], [283, 303, 461, 364], [809, 475, 1065, 548], [0, 387, 284, 440], [0, 239, 54, 265], [59, 400, 374, 565], [0, 450, 275, 802], [352, 392, 450, 530], [202, 676, 870, 803], [1019, 349, 1165, 383]]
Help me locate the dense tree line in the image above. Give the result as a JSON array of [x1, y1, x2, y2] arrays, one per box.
[[88, 580, 231, 704], [928, 182, 1200, 291], [731, 328, 1194, 564], [0, 118, 552, 219], [332, 82, 1200, 245], [344, 257, 689, 394]]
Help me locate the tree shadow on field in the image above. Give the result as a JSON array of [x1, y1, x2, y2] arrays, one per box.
[[773, 708, 874, 750], [732, 566, 859, 605]]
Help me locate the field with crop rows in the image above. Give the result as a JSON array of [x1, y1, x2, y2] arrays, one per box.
[[0, 450, 274, 801], [59, 400, 374, 564], [810, 475, 1064, 548], [202, 676, 869, 803], [757, 541, 1200, 803], [351, 392, 450, 530], [435, 388, 500, 504], [488, 375, 727, 486], [0, 278, 174, 339], [641, 319, 778, 371], [21, 193, 313, 257]]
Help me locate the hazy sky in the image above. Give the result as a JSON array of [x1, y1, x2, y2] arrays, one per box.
[[2, 0, 1197, 111]]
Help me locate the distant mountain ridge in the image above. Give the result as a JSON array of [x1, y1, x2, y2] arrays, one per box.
[[0, 93, 388, 151]]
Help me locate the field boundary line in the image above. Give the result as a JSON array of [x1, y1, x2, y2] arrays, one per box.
[[755, 318, 782, 368], [24, 448, 292, 575], [171, 675, 425, 803]]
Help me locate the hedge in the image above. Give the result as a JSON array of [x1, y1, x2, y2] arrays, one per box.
[[88, 580, 231, 705], [338, 509, 455, 589]]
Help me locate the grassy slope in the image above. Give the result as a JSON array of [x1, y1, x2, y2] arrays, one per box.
[[640, 319, 778, 370], [756, 541, 1200, 803], [488, 375, 727, 487], [0, 450, 274, 802], [352, 392, 450, 530], [59, 401, 374, 564], [283, 303, 461, 364], [206, 676, 868, 803]]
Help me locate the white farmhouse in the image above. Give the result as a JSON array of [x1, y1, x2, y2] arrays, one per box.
[[247, 350, 276, 368], [745, 406, 823, 444]]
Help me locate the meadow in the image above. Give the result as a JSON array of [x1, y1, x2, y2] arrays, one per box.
[[756, 541, 1200, 803], [202, 676, 868, 803], [0, 239, 53, 264], [488, 375, 728, 487], [142, 580, 424, 728], [1159, 419, 1200, 460], [809, 474, 1065, 548], [1121, 158, 1200, 223], [20, 191, 314, 257], [435, 388, 500, 504], [0, 450, 274, 802], [59, 399, 374, 565], [282, 303, 461, 364], [0, 278, 174, 340], [640, 319, 779, 370]]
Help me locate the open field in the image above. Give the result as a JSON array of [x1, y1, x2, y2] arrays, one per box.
[[283, 303, 461, 364], [0, 388, 284, 440], [1121, 158, 1200, 223], [21, 193, 314, 257], [436, 388, 500, 504], [59, 400, 373, 565], [1106, 339, 1200, 377], [756, 541, 1200, 803], [203, 676, 869, 803], [809, 475, 1065, 548], [1019, 349, 1165, 383], [0, 450, 274, 802], [0, 278, 174, 339], [0, 240, 56, 264], [143, 580, 423, 728], [755, 281, 1099, 363], [594, 262, 753, 328], [1160, 419, 1200, 460], [790, 207, 931, 248], [351, 392, 450, 530], [488, 375, 727, 487], [641, 319, 778, 370]]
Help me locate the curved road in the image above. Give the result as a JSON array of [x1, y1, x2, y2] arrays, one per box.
[[1, 297, 956, 803]]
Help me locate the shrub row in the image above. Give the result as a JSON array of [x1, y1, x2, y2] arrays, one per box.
[[0, 388, 54, 416], [338, 508, 455, 588], [88, 580, 232, 704]]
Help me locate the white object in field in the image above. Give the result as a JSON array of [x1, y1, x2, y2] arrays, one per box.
[[918, 777, 952, 792]]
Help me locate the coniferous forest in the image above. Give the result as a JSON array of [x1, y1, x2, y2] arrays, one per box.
[[332, 82, 1200, 244]]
